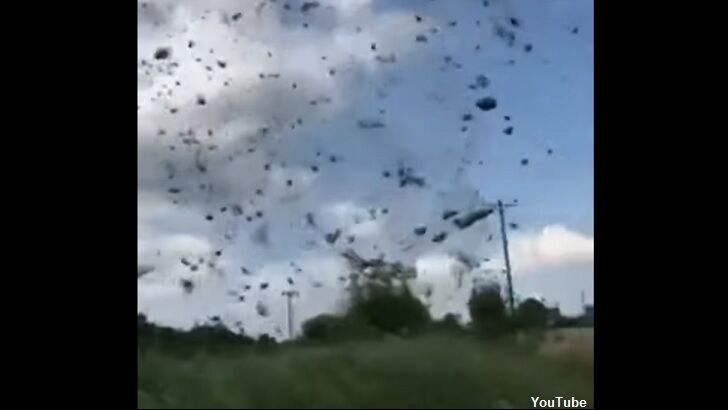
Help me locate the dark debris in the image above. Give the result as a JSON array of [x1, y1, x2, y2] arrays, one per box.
[[432, 232, 448, 243], [453, 209, 494, 229], [475, 97, 497, 111]]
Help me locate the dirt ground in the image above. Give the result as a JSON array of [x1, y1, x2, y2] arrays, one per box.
[[538, 327, 594, 367]]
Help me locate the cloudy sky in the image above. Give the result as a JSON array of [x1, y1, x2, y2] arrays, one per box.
[[137, 0, 593, 338]]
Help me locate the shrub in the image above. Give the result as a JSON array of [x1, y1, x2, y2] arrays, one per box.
[[515, 298, 549, 329], [468, 287, 511, 338], [351, 284, 430, 336]]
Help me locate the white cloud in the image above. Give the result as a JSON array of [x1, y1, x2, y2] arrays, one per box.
[[137, 0, 593, 335], [510, 225, 593, 273]]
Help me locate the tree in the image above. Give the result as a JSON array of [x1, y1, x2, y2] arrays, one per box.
[[468, 286, 510, 338], [340, 250, 430, 336], [351, 283, 430, 336], [515, 298, 549, 329], [431, 313, 466, 335], [301, 313, 381, 342], [302, 314, 343, 340]]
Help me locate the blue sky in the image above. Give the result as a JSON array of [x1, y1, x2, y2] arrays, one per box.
[[137, 0, 593, 336]]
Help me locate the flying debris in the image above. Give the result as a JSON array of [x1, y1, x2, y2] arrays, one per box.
[[154, 47, 171, 60], [181, 257, 191, 266], [382, 171, 391, 178], [260, 282, 269, 290], [415, 34, 428, 43], [524, 44, 533, 53], [368, 208, 377, 220], [474, 75, 490, 88], [572, 26, 580, 34], [415, 15, 422, 23], [504, 115, 511, 121], [414, 226, 427, 236], [371, 43, 377, 51], [305, 212, 316, 227], [432, 232, 448, 243], [357, 119, 385, 129], [475, 97, 497, 111], [442, 210, 459, 220], [325, 229, 342, 244], [375, 54, 397, 63], [287, 277, 294, 285], [168, 188, 181, 194], [509, 222, 519, 230], [252, 224, 269, 246], [453, 208, 494, 229], [190, 265, 199, 272], [547, 149, 553, 155], [453, 251, 479, 270], [521, 158, 529, 166], [256, 302, 269, 317], [399, 171, 426, 188], [238, 296, 246, 302], [217, 60, 227, 68], [462, 113, 473, 122], [347, 235, 356, 244], [137, 265, 155, 278], [503, 126, 514, 135], [494, 24, 516, 47], [180, 279, 194, 293], [232, 12, 242, 21], [509, 17, 521, 28], [206, 214, 214, 221], [301, 1, 321, 13]]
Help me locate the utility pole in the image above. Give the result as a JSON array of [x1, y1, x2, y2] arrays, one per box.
[[281, 290, 299, 340], [487, 200, 517, 314]]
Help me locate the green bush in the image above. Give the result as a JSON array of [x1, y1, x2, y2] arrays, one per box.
[[468, 287, 512, 338], [515, 298, 549, 329], [351, 283, 431, 336], [301, 313, 382, 342], [429, 313, 467, 335]]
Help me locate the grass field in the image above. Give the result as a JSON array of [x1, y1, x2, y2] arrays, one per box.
[[138, 333, 593, 409]]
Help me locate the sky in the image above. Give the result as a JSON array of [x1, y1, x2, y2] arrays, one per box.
[[137, 0, 593, 339]]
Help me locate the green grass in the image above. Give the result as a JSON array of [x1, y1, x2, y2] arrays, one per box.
[[138, 334, 593, 408]]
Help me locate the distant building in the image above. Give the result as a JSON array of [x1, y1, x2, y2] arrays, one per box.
[[546, 306, 562, 325], [582, 304, 594, 325]]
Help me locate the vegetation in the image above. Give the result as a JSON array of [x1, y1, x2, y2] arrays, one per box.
[[138, 261, 593, 408], [139, 334, 593, 408]]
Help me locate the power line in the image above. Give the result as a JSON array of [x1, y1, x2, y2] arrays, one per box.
[[483, 200, 517, 314]]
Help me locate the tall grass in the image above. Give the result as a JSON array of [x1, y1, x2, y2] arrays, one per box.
[[138, 334, 593, 409]]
